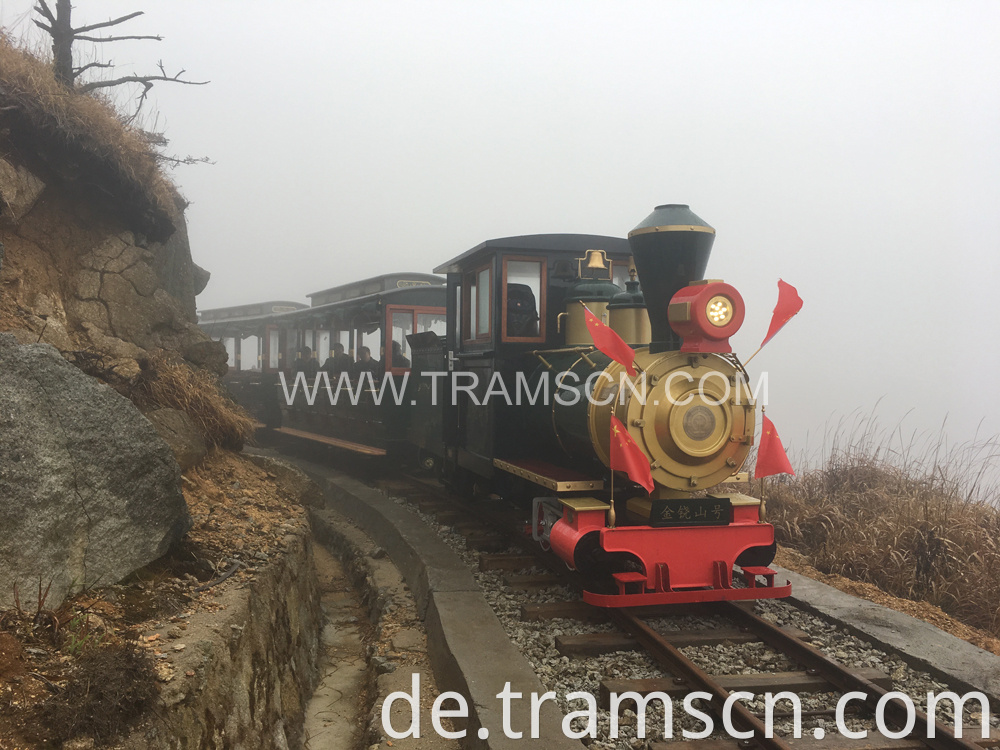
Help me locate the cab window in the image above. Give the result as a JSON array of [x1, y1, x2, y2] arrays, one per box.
[[464, 263, 492, 341], [502, 257, 545, 342]]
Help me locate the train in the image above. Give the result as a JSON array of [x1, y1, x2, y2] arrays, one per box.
[[199, 204, 790, 607]]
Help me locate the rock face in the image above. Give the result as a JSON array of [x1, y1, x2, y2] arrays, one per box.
[[0, 338, 191, 609], [0, 155, 226, 375]]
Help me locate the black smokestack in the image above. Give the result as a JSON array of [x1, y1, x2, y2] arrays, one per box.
[[628, 204, 715, 353]]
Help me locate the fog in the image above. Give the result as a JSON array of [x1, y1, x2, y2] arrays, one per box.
[[2, 0, 998, 463]]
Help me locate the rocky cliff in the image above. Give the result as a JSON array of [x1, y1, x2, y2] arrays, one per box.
[[0, 36, 241, 608], [0, 35, 224, 379], [0, 160, 223, 379]]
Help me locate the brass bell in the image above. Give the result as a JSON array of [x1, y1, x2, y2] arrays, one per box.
[[584, 249, 608, 270]]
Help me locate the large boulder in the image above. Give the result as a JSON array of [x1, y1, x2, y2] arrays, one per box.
[[0, 337, 190, 610], [145, 408, 208, 472]]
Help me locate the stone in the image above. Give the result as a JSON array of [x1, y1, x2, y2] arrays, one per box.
[[75, 269, 102, 300], [32, 315, 74, 352], [101, 274, 175, 345], [107, 357, 143, 381], [121, 261, 160, 297], [81, 323, 147, 361], [0, 158, 45, 224], [81, 234, 137, 274], [370, 655, 396, 674], [145, 408, 209, 471], [192, 263, 211, 296], [390, 627, 423, 652], [182, 339, 229, 377], [65, 297, 111, 332], [0, 342, 190, 610]]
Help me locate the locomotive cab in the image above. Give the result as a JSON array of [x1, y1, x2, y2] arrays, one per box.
[[432, 235, 634, 482]]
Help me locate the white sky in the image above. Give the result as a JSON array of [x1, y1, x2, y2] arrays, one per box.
[[2, 1, 999, 465]]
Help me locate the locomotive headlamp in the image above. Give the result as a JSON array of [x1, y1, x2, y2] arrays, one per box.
[[667, 280, 745, 353], [706, 295, 733, 327]]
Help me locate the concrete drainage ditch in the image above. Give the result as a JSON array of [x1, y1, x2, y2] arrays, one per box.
[[308, 503, 460, 750]]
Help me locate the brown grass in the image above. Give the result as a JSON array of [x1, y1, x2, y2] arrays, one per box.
[[129, 354, 256, 450], [760, 420, 1000, 636], [0, 33, 176, 239]]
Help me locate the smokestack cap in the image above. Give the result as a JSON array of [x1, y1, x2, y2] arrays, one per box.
[[629, 204, 715, 237]]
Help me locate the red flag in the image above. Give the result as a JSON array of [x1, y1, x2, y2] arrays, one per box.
[[760, 279, 803, 348], [754, 414, 795, 479], [609, 415, 654, 493], [583, 303, 637, 377]]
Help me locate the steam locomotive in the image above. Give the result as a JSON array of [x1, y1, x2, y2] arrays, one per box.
[[200, 204, 790, 607]]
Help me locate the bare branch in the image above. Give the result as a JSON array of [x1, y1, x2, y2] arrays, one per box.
[[122, 80, 153, 125], [32, 18, 53, 33], [34, 0, 55, 24], [71, 11, 144, 34], [73, 33, 163, 43], [159, 154, 215, 167], [140, 130, 169, 147], [77, 73, 209, 94], [72, 60, 114, 77]]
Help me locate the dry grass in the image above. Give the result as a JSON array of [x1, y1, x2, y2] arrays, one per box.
[[761, 418, 1000, 636], [39, 640, 157, 745], [0, 33, 176, 239], [129, 354, 256, 450]]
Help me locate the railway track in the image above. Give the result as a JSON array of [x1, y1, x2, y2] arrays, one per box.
[[371, 471, 1000, 750]]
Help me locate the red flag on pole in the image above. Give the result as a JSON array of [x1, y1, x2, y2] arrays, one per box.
[[609, 414, 654, 493], [754, 413, 795, 479], [583, 303, 637, 377], [760, 279, 803, 349]]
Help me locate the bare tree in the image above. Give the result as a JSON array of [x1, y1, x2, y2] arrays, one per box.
[[32, 0, 208, 101]]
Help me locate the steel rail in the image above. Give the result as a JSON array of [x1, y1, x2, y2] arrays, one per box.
[[718, 601, 985, 750], [395, 473, 990, 750], [610, 608, 796, 750]]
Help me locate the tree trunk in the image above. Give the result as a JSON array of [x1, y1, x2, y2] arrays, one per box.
[[52, 0, 73, 86]]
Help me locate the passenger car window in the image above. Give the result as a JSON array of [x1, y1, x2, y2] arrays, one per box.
[[417, 312, 446, 336], [268, 329, 280, 369], [391, 310, 414, 369]]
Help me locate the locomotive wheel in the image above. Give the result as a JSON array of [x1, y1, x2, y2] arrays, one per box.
[[735, 542, 777, 568], [574, 532, 644, 579]]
